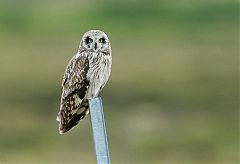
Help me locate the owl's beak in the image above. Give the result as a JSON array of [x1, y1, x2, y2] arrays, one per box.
[[94, 42, 98, 51]]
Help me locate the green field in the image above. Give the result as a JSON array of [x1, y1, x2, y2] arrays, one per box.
[[0, 0, 238, 163]]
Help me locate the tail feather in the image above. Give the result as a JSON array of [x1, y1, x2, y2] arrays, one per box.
[[57, 99, 89, 134]]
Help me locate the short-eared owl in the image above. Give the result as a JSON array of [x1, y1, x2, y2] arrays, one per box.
[[56, 30, 112, 134]]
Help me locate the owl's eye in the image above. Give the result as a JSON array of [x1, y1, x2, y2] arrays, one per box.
[[99, 37, 106, 43], [86, 37, 93, 44]]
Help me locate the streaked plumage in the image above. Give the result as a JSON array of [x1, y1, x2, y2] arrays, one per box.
[[56, 30, 112, 134]]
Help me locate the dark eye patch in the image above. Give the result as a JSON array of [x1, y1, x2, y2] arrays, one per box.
[[99, 37, 106, 43], [85, 36, 93, 44]]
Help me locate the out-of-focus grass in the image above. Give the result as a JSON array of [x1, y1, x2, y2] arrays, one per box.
[[0, 0, 238, 163]]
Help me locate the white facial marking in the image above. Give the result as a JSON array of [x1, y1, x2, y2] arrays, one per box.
[[81, 30, 109, 53]]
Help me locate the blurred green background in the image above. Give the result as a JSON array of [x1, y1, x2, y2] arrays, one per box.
[[0, 0, 238, 163]]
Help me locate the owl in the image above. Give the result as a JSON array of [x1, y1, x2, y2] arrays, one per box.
[[56, 30, 112, 134]]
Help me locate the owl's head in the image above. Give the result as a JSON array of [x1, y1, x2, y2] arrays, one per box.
[[80, 30, 110, 53]]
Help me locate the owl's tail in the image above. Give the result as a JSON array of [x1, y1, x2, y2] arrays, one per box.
[[57, 99, 89, 134]]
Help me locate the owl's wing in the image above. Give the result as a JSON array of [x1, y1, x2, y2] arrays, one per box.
[[57, 52, 90, 134]]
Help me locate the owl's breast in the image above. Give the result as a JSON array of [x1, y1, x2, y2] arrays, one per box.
[[86, 52, 111, 98]]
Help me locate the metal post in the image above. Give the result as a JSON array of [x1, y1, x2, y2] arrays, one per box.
[[88, 97, 111, 164]]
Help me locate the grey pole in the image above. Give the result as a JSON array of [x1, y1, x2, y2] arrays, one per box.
[[88, 97, 111, 164]]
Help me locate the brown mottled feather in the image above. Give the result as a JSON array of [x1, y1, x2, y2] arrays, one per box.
[[57, 54, 90, 134]]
